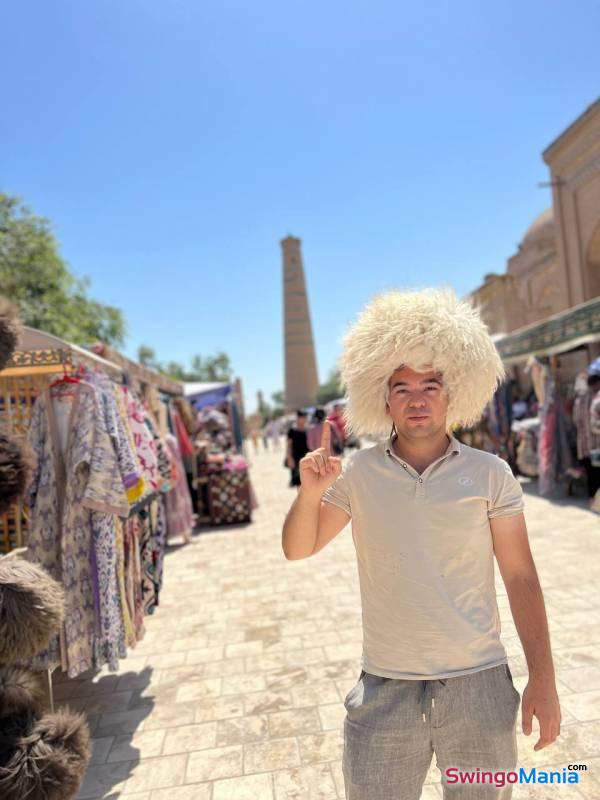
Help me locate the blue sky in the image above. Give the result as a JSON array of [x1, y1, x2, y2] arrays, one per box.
[[2, 1, 599, 412]]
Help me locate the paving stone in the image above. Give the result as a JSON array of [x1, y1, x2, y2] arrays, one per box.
[[162, 721, 218, 754], [122, 754, 188, 793], [268, 707, 322, 738], [215, 714, 269, 746], [297, 731, 344, 765], [212, 771, 274, 799], [108, 730, 166, 763], [244, 737, 301, 773], [273, 764, 338, 799], [186, 744, 243, 782], [89, 736, 114, 765]]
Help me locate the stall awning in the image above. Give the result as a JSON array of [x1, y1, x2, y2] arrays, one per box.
[[1, 327, 124, 380], [495, 297, 600, 364], [184, 381, 232, 409]]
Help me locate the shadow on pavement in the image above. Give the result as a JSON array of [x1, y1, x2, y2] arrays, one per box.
[[51, 665, 155, 799]]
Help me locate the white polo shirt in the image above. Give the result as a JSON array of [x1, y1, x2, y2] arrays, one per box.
[[322, 435, 525, 680]]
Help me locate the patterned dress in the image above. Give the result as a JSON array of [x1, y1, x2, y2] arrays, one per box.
[[164, 433, 194, 542], [27, 383, 129, 677]]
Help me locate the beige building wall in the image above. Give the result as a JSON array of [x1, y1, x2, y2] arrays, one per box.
[[282, 236, 319, 411], [468, 98, 600, 341], [467, 272, 526, 336], [543, 98, 600, 304], [506, 208, 567, 326]]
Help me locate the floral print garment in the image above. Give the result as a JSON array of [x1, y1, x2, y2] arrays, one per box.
[[124, 516, 146, 642], [115, 518, 137, 649], [138, 507, 157, 615], [144, 412, 173, 491], [164, 432, 194, 541], [154, 497, 167, 600], [27, 383, 129, 677], [87, 372, 144, 502], [91, 511, 127, 670], [122, 387, 160, 494]]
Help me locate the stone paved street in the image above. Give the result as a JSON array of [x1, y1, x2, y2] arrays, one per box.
[[66, 444, 600, 800]]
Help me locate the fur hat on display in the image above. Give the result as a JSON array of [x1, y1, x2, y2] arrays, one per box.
[[0, 707, 91, 800], [0, 299, 21, 371], [340, 288, 505, 436], [0, 666, 46, 717], [0, 554, 90, 800], [0, 556, 64, 664], [0, 433, 34, 516]]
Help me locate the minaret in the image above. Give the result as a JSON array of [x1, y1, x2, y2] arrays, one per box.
[[281, 236, 319, 410]]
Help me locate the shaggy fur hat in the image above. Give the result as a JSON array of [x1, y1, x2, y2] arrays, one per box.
[[0, 433, 34, 515], [0, 707, 91, 800], [340, 288, 505, 436], [0, 299, 21, 371], [0, 666, 46, 717], [0, 556, 65, 664]]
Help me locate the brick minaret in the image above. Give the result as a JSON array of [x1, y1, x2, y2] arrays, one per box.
[[281, 236, 319, 410]]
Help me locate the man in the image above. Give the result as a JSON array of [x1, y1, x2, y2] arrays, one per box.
[[286, 410, 309, 488], [282, 289, 561, 799]]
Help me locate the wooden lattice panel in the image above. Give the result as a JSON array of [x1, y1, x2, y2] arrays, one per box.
[[0, 373, 49, 553]]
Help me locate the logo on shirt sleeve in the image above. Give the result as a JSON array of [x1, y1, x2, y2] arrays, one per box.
[[458, 476, 474, 486]]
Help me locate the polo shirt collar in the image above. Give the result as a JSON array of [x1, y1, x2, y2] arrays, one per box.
[[384, 433, 461, 458]]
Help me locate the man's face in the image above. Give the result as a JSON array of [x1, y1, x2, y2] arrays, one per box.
[[386, 366, 449, 439], [296, 415, 307, 429]]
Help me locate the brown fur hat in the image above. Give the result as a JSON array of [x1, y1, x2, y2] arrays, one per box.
[[0, 299, 22, 371], [0, 556, 64, 664], [0, 433, 34, 515], [0, 707, 91, 800], [0, 666, 46, 717]]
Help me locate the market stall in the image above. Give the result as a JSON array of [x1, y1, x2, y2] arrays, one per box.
[[184, 382, 257, 526], [0, 326, 196, 679], [185, 380, 246, 452], [490, 298, 600, 498]]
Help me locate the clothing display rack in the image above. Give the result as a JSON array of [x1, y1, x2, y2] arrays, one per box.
[[0, 328, 125, 552], [0, 326, 196, 686]]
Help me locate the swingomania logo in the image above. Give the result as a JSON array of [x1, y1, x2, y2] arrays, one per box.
[[458, 476, 473, 486], [445, 765, 587, 787]]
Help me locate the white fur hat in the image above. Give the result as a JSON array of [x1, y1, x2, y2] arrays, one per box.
[[340, 288, 505, 435]]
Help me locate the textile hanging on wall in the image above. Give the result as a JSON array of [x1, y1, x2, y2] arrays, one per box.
[[538, 376, 573, 497]]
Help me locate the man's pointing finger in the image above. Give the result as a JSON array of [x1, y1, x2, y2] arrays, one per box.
[[320, 419, 331, 454]]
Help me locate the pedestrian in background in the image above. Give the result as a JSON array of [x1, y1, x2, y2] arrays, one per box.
[[286, 410, 309, 488], [267, 417, 281, 450], [328, 403, 347, 447], [309, 408, 343, 455], [249, 426, 260, 454]]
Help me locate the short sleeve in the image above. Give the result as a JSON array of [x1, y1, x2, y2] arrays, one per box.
[[322, 456, 353, 518], [488, 458, 524, 519]]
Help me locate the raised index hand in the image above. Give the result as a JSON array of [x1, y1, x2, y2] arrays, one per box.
[[320, 419, 332, 456], [298, 418, 342, 492]]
